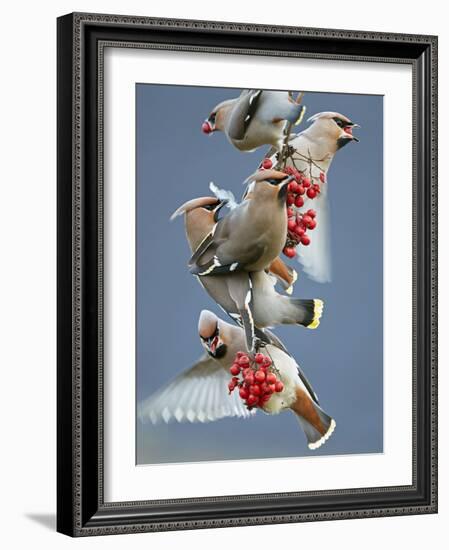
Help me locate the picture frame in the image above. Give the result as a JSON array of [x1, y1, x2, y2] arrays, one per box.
[[57, 12, 438, 536]]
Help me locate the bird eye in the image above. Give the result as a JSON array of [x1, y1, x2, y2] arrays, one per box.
[[333, 117, 344, 128]]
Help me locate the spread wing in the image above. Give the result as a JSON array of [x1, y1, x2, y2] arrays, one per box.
[[137, 355, 255, 424], [296, 188, 332, 283]]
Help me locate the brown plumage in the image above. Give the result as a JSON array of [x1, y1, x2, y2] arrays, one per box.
[[171, 191, 294, 289], [188, 169, 289, 275], [171, 174, 325, 353]]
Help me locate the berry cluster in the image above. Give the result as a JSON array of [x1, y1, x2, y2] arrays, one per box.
[[228, 351, 284, 410], [282, 165, 324, 258], [259, 158, 325, 259], [283, 208, 317, 257]]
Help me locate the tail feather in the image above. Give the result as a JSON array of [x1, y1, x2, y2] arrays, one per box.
[[291, 298, 324, 329], [294, 406, 336, 450]]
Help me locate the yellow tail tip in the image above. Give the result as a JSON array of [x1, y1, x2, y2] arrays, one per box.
[[295, 105, 306, 126], [307, 299, 324, 329]]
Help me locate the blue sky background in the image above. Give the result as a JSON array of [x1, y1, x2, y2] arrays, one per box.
[[136, 84, 383, 465]]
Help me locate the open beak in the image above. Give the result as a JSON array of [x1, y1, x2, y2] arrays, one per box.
[[343, 123, 360, 142], [207, 335, 220, 355]]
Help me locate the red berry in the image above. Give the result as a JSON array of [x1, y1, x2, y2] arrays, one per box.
[[302, 214, 313, 226], [283, 246, 296, 258], [262, 158, 273, 169], [230, 365, 240, 376], [307, 209, 316, 218], [287, 207, 294, 218], [294, 225, 305, 237], [238, 356, 250, 367], [319, 172, 326, 183], [307, 219, 317, 230], [306, 188, 317, 199], [296, 185, 305, 195], [286, 193, 295, 206], [284, 166, 294, 175], [288, 219, 297, 231], [261, 394, 271, 404], [275, 381, 284, 393], [262, 357, 272, 367], [266, 373, 277, 384], [228, 380, 237, 392], [302, 178, 311, 188], [239, 387, 249, 399], [202, 122, 212, 134], [268, 384, 276, 394], [254, 353, 265, 364], [313, 184, 321, 193], [300, 235, 311, 246], [250, 384, 261, 396], [294, 181, 303, 194], [255, 370, 266, 383], [294, 195, 304, 208], [246, 394, 258, 406], [259, 382, 269, 394], [244, 374, 255, 386]]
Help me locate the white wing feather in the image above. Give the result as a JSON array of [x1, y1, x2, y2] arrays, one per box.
[[138, 355, 254, 424], [297, 187, 332, 283], [209, 182, 238, 210]]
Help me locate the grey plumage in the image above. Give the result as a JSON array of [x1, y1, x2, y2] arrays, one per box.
[[189, 169, 290, 275], [174, 171, 324, 352], [203, 90, 305, 152]]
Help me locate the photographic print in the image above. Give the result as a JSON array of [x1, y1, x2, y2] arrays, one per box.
[[136, 84, 383, 465], [57, 14, 437, 534]]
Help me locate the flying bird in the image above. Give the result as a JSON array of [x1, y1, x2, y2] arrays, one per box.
[[270, 111, 359, 283], [138, 310, 335, 450], [202, 90, 306, 152], [171, 171, 323, 352]]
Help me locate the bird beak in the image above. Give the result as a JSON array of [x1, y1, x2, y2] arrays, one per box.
[[277, 175, 294, 201], [343, 122, 360, 142], [202, 120, 214, 135], [206, 335, 221, 356]]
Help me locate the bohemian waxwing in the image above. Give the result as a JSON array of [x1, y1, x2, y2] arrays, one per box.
[[138, 311, 335, 450], [171, 176, 323, 352], [202, 90, 305, 152], [265, 111, 359, 283]]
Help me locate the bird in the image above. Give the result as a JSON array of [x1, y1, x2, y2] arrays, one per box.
[[138, 310, 336, 450], [202, 89, 306, 152], [208, 180, 297, 294], [171, 171, 324, 352], [188, 168, 291, 276], [267, 111, 359, 283]]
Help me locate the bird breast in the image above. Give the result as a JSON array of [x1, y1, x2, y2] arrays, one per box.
[[259, 345, 300, 415]]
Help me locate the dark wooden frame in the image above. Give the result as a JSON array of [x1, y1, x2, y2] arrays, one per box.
[[57, 12, 438, 537]]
